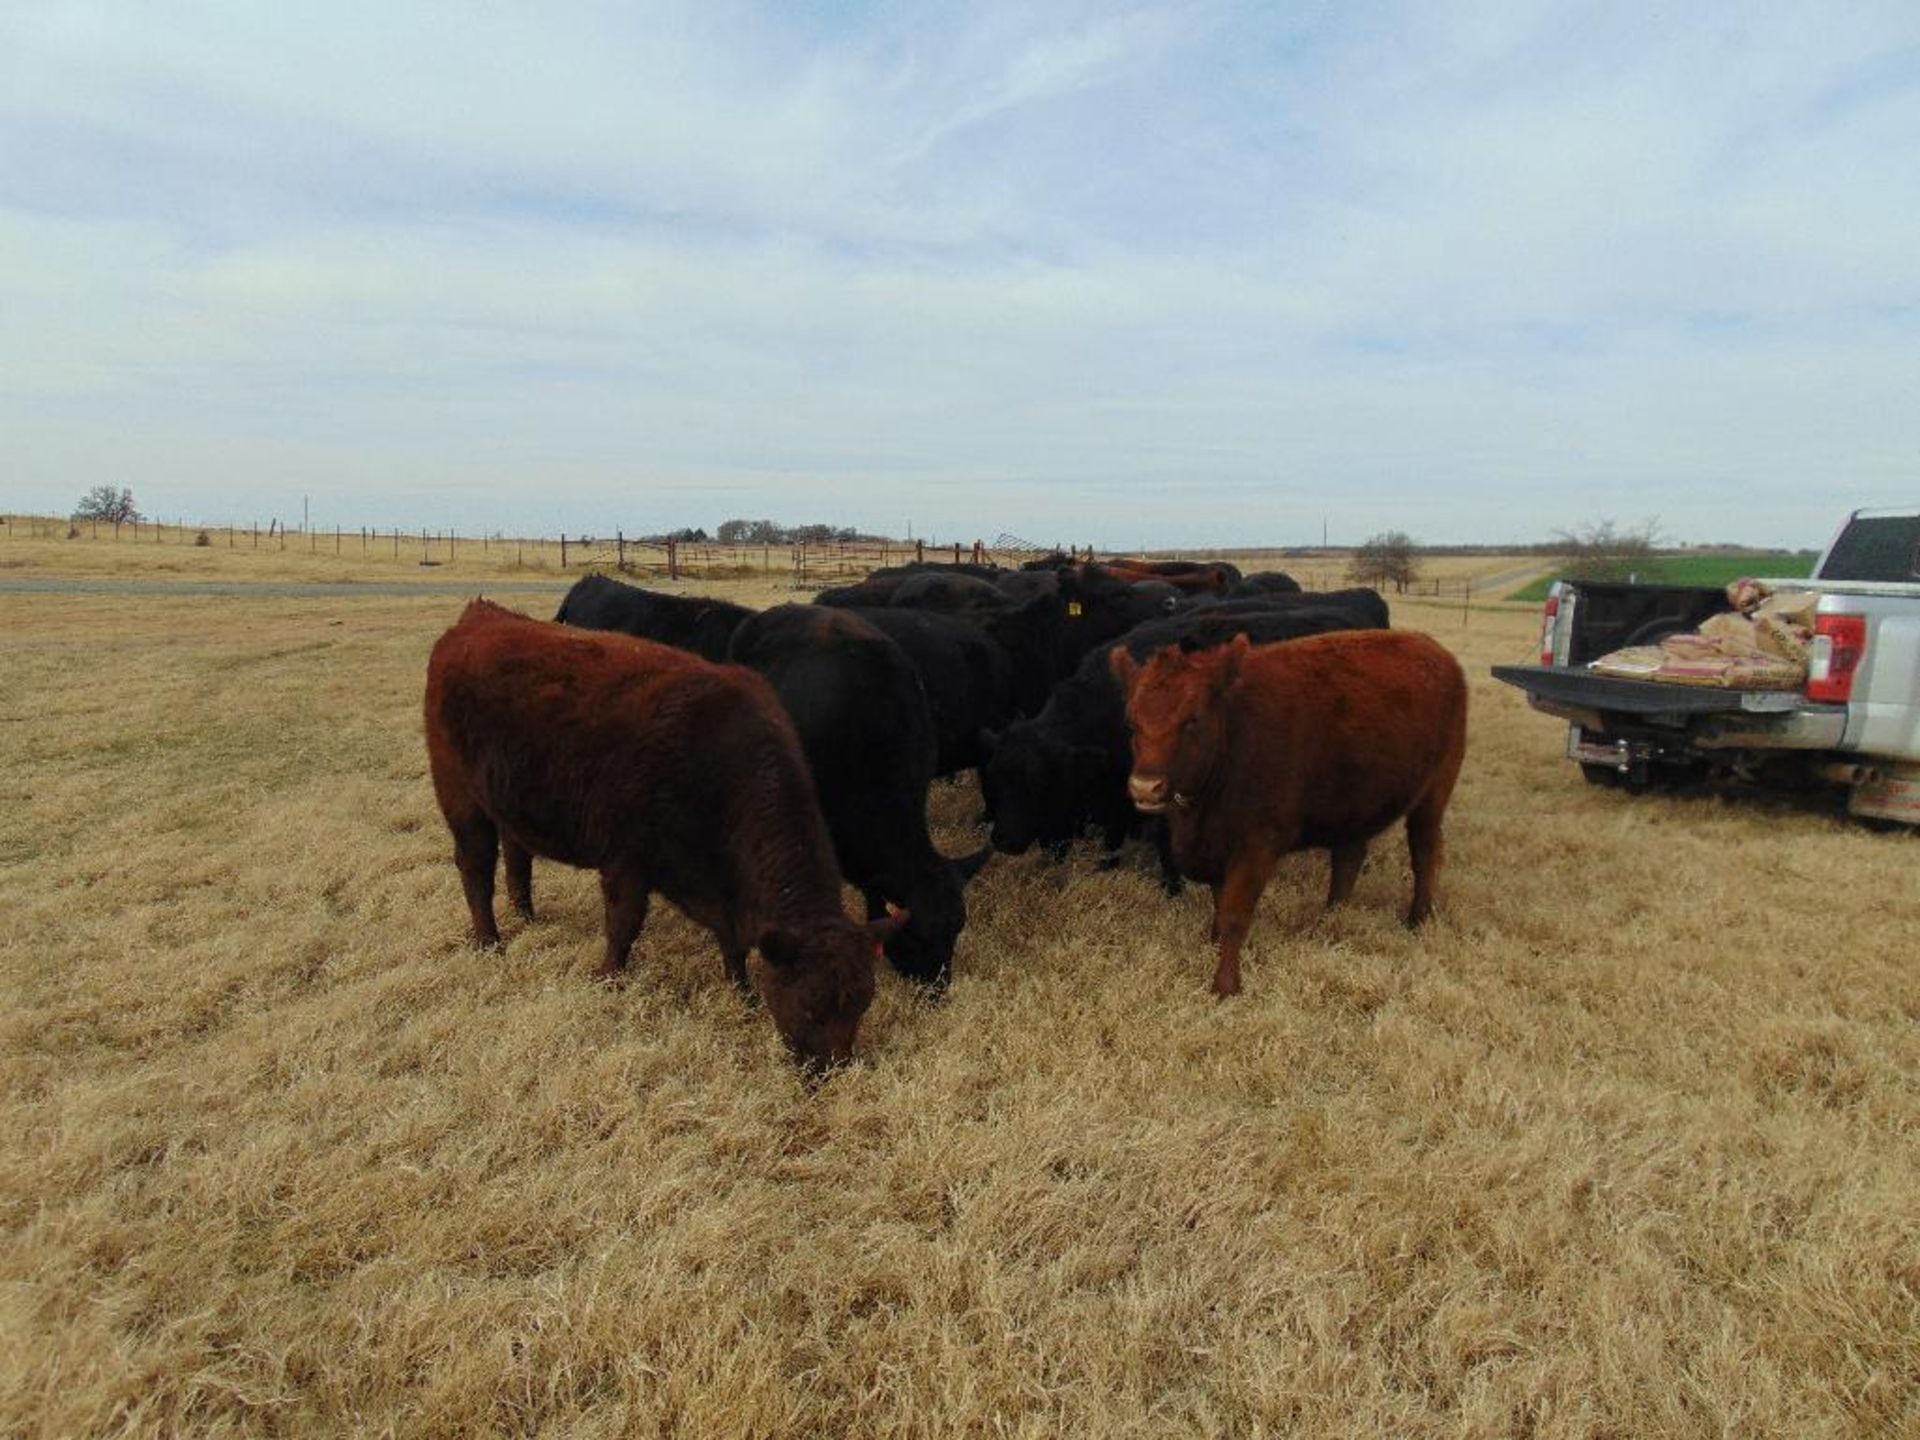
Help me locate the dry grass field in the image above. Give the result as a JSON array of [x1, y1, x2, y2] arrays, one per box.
[[0, 520, 1545, 599], [2, 546, 1914, 1437]]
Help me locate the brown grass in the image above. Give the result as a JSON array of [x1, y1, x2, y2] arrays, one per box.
[[1, 559, 1914, 1437]]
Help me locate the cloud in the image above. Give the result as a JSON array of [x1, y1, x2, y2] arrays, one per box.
[[1, 1, 1917, 546]]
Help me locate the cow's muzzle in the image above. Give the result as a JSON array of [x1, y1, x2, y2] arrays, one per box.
[[1128, 773, 1169, 813]]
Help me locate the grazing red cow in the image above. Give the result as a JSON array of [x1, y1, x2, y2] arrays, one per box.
[[1111, 630, 1467, 996], [424, 600, 906, 1069]]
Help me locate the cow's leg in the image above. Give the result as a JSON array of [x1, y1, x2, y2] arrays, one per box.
[[450, 815, 501, 948], [1210, 849, 1275, 997], [502, 838, 535, 921], [1326, 841, 1367, 909], [594, 869, 650, 981], [1404, 797, 1446, 928], [723, 947, 754, 999], [1154, 821, 1184, 897]]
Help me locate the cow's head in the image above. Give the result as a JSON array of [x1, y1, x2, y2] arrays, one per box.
[[878, 847, 991, 989], [757, 912, 902, 1070], [980, 723, 1104, 853], [1109, 634, 1250, 814]]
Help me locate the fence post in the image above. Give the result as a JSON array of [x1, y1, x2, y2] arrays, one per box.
[[667, 539, 678, 581], [422, 527, 429, 563], [561, 535, 568, 568], [916, 540, 924, 564]]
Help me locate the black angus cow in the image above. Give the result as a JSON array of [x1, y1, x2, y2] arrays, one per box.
[[727, 605, 989, 986], [1183, 587, 1390, 629], [834, 570, 1166, 778], [989, 568, 1060, 604], [1227, 571, 1304, 598], [887, 571, 1013, 612], [555, 573, 751, 662], [1054, 564, 1186, 665], [979, 597, 1391, 889], [814, 561, 1008, 609], [841, 605, 1030, 777]]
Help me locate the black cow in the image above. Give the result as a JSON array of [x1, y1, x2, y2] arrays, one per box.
[[888, 572, 1014, 612], [840, 606, 1026, 777], [1227, 571, 1304, 598], [727, 605, 989, 986], [979, 599, 1391, 888], [814, 561, 1008, 609], [1183, 587, 1390, 629], [555, 574, 751, 662]]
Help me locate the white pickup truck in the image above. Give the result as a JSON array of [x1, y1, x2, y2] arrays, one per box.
[[1492, 507, 1920, 825]]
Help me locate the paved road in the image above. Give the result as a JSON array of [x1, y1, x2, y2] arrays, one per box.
[[0, 578, 576, 599], [1474, 564, 1552, 596]]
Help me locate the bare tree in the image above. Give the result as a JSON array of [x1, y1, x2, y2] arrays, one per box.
[[1348, 531, 1419, 593], [1553, 518, 1662, 582], [73, 486, 140, 527]]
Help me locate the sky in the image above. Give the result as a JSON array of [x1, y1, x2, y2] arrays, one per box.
[[3, 1, 1918, 550]]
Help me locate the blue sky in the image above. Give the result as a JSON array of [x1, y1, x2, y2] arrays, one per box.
[[4, 1, 1917, 548]]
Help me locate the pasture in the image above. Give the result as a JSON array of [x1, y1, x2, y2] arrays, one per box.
[[2, 557, 1915, 1437], [1508, 554, 1817, 606]]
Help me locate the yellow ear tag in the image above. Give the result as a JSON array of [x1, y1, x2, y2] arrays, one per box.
[[1068, 601, 1083, 617]]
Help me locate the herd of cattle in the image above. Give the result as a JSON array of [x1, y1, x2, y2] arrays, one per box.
[[424, 556, 1468, 1068]]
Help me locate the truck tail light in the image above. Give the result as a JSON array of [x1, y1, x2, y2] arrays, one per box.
[[1539, 595, 1560, 667], [1807, 614, 1866, 703]]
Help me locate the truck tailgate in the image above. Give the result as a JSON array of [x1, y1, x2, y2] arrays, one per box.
[[1490, 665, 1810, 715]]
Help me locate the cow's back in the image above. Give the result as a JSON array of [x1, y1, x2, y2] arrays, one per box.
[[1222, 630, 1466, 850], [427, 601, 813, 874]]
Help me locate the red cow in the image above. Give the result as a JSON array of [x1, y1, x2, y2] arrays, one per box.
[[424, 600, 906, 1069], [1111, 630, 1467, 996], [1099, 558, 1239, 596]]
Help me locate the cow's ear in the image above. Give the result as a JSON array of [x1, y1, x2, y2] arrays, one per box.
[[758, 927, 802, 967], [1218, 633, 1253, 690], [867, 909, 911, 945], [1109, 646, 1141, 694]]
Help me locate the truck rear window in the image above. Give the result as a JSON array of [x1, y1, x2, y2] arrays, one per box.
[[1818, 515, 1920, 582]]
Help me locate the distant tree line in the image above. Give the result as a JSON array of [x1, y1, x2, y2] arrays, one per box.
[[654, 519, 872, 545]]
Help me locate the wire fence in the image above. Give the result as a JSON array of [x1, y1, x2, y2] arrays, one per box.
[[1, 513, 1514, 608], [0, 514, 1088, 587]]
